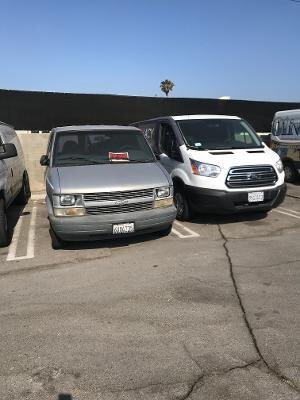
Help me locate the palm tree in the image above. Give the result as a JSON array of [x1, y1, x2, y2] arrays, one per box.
[[160, 79, 175, 97]]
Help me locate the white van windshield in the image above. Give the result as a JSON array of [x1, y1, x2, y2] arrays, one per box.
[[176, 119, 263, 150]]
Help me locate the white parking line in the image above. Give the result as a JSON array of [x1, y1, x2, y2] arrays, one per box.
[[172, 221, 200, 238], [273, 209, 300, 220], [277, 206, 300, 215], [6, 215, 24, 261], [6, 207, 37, 261]]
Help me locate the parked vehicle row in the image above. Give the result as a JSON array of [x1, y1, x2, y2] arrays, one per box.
[[0, 113, 288, 249], [0, 122, 31, 246]]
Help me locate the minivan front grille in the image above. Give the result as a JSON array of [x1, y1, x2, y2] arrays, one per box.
[[226, 165, 278, 188], [86, 201, 153, 215], [83, 188, 154, 202]]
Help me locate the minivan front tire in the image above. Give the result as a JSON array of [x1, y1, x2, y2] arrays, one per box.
[[174, 189, 192, 221], [15, 172, 31, 205], [49, 227, 66, 250], [0, 199, 9, 247]]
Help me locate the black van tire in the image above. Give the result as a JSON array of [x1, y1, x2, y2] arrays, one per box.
[[0, 199, 9, 247], [15, 171, 31, 205], [283, 161, 298, 183], [174, 188, 191, 221], [49, 227, 65, 250]]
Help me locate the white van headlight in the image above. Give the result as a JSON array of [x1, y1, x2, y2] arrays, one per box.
[[155, 186, 171, 198], [190, 159, 221, 178], [276, 159, 284, 173]]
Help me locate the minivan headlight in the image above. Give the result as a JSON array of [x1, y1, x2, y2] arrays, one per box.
[[156, 186, 171, 198], [53, 194, 85, 217], [190, 159, 221, 177], [276, 159, 284, 173], [60, 194, 76, 206]]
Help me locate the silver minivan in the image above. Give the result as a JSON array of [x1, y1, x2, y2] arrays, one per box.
[[0, 122, 31, 246], [40, 125, 176, 249]]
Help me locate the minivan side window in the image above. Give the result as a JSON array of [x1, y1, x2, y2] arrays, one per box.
[[159, 123, 182, 162]]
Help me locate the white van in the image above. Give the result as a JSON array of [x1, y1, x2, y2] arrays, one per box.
[[271, 109, 300, 182], [132, 115, 286, 220], [0, 122, 31, 246]]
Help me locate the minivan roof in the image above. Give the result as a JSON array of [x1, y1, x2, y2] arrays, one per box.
[[274, 109, 300, 119], [52, 125, 141, 133]]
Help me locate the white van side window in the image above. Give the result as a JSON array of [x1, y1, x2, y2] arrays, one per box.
[[274, 121, 280, 135]]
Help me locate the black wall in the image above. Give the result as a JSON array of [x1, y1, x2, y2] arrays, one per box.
[[0, 89, 299, 131]]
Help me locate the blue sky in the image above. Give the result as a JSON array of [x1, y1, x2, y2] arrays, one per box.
[[0, 0, 299, 101]]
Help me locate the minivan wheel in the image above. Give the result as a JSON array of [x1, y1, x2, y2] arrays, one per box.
[[284, 162, 298, 183], [0, 199, 9, 247], [174, 189, 191, 221], [159, 224, 173, 236], [15, 172, 31, 205], [49, 227, 65, 250]]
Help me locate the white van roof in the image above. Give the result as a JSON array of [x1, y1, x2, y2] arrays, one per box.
[[171, 115, 241, 121], [274, 109, 300, 119]]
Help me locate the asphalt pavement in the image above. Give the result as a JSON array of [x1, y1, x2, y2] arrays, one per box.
[[0, 184, 299, 400]]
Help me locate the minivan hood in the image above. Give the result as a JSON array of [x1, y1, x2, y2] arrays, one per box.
[[187, 146, 279, 169], [54, 162, 170, 194]]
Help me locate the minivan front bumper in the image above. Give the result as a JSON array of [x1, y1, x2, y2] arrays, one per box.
[[186, 183, 287, 214], [46, 197, 176, 241]]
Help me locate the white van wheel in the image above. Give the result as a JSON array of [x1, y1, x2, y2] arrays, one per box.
[[174, 190, 191, 221], [0, 199, 9, 247], [284, 162, 298, 183]]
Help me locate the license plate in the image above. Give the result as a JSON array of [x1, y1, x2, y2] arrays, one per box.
[[112, 223, 135, 234], [248, 191, 264, 202]]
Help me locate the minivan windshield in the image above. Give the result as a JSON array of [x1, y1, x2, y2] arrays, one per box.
[[176, 119, 263, 150], [53, 130, 156, 167]]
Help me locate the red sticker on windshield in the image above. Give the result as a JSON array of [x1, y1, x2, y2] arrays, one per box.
[[109, 152, 129, 160]]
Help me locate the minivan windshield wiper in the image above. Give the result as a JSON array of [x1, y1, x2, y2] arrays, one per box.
[[56, 156, 110, 165], [127, 159, 154, 163]]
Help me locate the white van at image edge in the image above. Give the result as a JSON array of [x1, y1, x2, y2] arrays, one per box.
[[132, 115, 287, 220]]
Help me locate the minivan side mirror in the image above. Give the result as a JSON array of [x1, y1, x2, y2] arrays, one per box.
[[154, 152, 161, 160], [40, 154, 50, 166], [0, 143, 18, 160]]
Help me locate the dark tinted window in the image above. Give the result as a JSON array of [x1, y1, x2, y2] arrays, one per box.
[[53, 130, 155, 167]]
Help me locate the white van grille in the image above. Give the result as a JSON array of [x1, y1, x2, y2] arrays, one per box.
[[226, 165, 278, 188]]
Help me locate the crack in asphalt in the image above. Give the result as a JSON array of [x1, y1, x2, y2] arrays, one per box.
[[217, 224, 300, 394], [179, 359, 261, 399]]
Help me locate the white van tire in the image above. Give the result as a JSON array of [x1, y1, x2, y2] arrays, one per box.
[[15, 172, 31, 205], [174, 189, 191, 221], [0, 199, 9, 247], [283, 161, 298, 183]]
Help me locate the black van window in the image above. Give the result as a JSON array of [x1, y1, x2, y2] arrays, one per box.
[[159, 123, 182, 161]]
